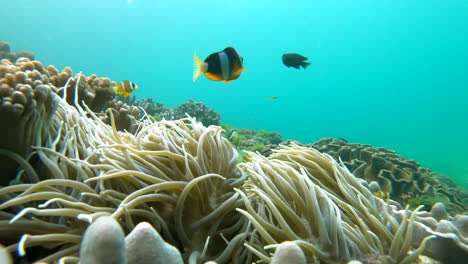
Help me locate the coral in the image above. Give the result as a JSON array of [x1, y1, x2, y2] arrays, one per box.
[[231, 133, 247, 146], [117, 94, 137, 106], [133, 98, 221, 127], [238, 138, 268, 152], [100, 100, 140, 133], [430, 202, 450, 221], [255, 129, 282, 145], [172, 98, 220, 126], [0, 42, 10, 53], [52, 70, 116, 112], [80, 216, 126, 264], [0, 58, 59, 185], [0, 42, 34, 62], [412, 212, 468, 263], [270, 241, 306, 264], [309, 137, 468, 214], [248, 143, 266, 152], [80, 217, 184, 264], [126, 222, 183, 264], [0, 58, 117, 185], [221, 124, 283, 157], [134, 97, 168, 117], [408, 195, 450, 213]]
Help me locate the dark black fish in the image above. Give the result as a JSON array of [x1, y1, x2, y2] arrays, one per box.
[[282, 53, 310, 69], [193, 47, 245, 83]]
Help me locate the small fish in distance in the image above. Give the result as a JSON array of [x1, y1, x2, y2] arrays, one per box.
[[282, 53, 310, 69], [265, 96, 278, 100]]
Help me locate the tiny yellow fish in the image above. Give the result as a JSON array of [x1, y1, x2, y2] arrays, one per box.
[[374, 191, 390, 200], [115, 80, 138, 97]]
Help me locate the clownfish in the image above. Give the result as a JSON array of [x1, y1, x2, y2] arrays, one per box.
[[193, 47, 245, 83], [114, 80, 138, 97], [374, 191, 390, 200]]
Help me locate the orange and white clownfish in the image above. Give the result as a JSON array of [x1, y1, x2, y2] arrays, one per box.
[[193, 47, 245, 83], [374, 191, 390, 200], [114, 80, 138, 97]]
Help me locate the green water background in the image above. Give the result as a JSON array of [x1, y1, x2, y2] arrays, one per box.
[[1, 0, 467, 187]]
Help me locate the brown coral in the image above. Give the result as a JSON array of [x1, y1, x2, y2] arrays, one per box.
[[0, 42, 35, 62], [52, 70, 116, 112], [0, 58, 117, 185], [0, 58, 58, 185], [132, 98, 221, 127], [100, 100, 140, 133], [309, 137, 468, 214]]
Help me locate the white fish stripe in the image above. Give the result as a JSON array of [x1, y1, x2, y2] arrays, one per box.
[[124, 81, 135, 93], [218, 51, 230, 80], [124, 81, 129, 93]]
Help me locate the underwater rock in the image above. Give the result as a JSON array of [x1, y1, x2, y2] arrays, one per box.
[[125, 222, 183, 264], [308, 137, 468, 215], [0, 42, 35, 62]]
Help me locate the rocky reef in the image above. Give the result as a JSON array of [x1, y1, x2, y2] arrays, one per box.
[[220, 123, 283, 159], [0, 42, 34, 62], [121, 96, 221, 127], [308, 138, 468, 215]]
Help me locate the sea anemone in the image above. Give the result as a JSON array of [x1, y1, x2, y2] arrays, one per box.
[[0, 73, 454, 264], [0, 74, 248, 263], [236, 146, 435, 263]]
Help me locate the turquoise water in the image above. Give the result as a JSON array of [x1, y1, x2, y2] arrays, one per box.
[[2, 0, 468, 187]]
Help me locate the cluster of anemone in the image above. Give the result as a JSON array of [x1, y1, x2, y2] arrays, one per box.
[[0, 70, 467, 264], [0, 58, 117, 185]]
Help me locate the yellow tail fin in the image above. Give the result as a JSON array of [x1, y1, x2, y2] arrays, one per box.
[[193, 53, 206, 82]]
